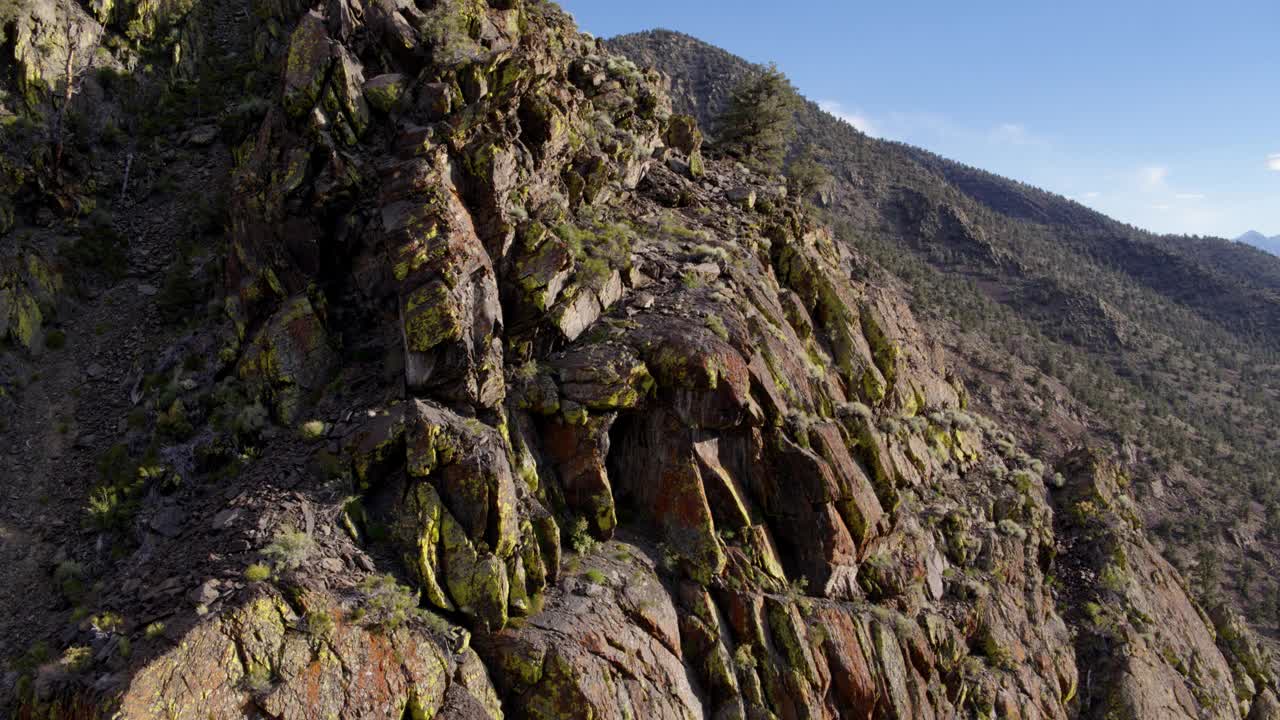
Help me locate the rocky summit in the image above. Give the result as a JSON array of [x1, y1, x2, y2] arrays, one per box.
[[0, 2, 1277, 720]]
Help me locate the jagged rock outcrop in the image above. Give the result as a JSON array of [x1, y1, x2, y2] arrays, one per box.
[[116, 588, 502, 720], [2, 3, 1277, 720], [1054, 449, 1278, 719]]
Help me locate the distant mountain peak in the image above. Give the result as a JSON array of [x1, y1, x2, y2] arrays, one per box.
[[1235, 230, 1280, 256]]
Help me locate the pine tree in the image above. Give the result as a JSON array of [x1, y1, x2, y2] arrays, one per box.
[[786, 143, 833, 202], [715, 63, 798, 174]]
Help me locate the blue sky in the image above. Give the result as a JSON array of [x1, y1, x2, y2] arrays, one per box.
[[559, 0, 1280, 239]]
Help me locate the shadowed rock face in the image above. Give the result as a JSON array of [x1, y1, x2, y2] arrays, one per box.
[[2, 3, 1277, 720], [1052, 450, 1240, 719]]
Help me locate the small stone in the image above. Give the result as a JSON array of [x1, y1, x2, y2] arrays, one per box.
[[356, 555, 375, 572], [156, 576, 183, 594], [86, 364, 105, 379], [320, 558, 345, 573], [137, 283, 158, 297], [150, 506, 185, 538], [417, 82, 453, 121], [687, 262, 721, 281], [211, 509, 241, 531], [726, 187, 756, 210], [186, 125, 219, 146], [188, 579, 221, 606]]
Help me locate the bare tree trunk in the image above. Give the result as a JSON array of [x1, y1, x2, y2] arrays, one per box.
[[53, 24, 79, 176], [120, 153, 133, 200]]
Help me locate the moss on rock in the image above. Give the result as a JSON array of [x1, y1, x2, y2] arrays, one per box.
[[236, 294, 337, 424]]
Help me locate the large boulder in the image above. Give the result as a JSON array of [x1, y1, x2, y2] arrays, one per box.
[[237, 294, 337, 423], [116, 589, 499, 720]]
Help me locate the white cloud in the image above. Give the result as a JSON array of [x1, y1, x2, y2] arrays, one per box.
[[1175, 192, 1205, 201], [1267, 153, 1280, 171], [1140, 165, 1169, 190], [989, 123, 1034, 146], [1152, 204, 1172, 211], [1083, 191, 1101, 199], [818, 100, 878, 137]]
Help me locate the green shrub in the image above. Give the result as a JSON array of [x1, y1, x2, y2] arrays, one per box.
[[144, 621, 166, 639], [734, 642, 757, 670], [16, 641, 51, 674], [262, 528, 313, 570], [997, 519, 1027, 540], [244, 564, 271, 582], [233, 399, 270, 440], [1084, 601, 1106, 627], [840, 402, 874, 421], [60, 646, 92, 673], [584, 569, 606, 584], [306, 609, 335, 640], [657, 212, 707, 242], [63, 212, 128, 281], [54, 561, 86, 603], [1100, 562, 1128, 593], [91, 612, 124, 633], [156, 399, 193, 440], [577, 257, 611, 290], [358, 574, 420, 631], [566, 516, 595, 555], [86, 485, 138, 532], [789, 576, 810, 598], [156, 253, 205, 323], [690, 243, 723, 262], [786, 143, 833, 201], [557, 219, 634, 291], [96, 444, 138, 487], [705, 314, 729, 340], [243, 666, 272, 693], [299, 420, 327, 441], [1011, 469, 1038, 493], [99, 119, 123, 148], [877, 416, 902, 436]]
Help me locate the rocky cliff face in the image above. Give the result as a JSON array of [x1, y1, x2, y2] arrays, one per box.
[[1, 3, 1277, 720]]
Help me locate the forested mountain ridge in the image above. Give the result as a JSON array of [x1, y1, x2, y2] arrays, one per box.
[[611, 29, 1280, 340]]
